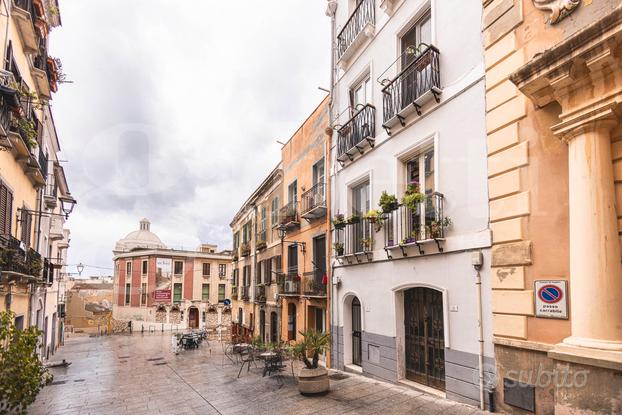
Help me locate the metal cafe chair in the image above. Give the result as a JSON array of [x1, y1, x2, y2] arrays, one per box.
[[237, 346, 257, 378]]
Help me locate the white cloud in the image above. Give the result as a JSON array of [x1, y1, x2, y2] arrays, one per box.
[[50, 1, 330, 275]]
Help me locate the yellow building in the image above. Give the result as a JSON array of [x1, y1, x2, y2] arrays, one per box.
[[482, 1, 622, 412]]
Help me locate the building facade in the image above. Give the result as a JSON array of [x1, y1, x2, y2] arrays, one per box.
[[0, 0, 75, 361], [326, 0, 493, 408], [112, 219, 232, 333], [482, 1, 622, 413]]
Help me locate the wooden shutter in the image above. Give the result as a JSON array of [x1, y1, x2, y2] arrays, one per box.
[[21, 208, 31, 248], [0, 182, 11, 236]]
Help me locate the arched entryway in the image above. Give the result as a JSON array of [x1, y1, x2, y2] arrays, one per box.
[[270, 312, 278, 343], [259, 310, 266, 343], [188, 307, 199, 329], [287, 303, 297, 341], [352, 297, 362, 366], [404, 287, 445, 391]]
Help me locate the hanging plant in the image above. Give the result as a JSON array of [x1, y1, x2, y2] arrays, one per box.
[[347, 214, 360, 224], [332, 213, 346, 230], [379, 191, 398, 213]]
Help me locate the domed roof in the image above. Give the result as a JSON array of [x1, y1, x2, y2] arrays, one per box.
[[114, 219, 167, 252]]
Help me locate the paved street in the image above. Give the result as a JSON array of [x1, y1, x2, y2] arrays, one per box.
[[31, 333, 487, 415]]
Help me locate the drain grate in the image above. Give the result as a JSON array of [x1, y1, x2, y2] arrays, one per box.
[[146, 357, 164, 362], [329, 373, 350, 381], [73, 379, 85, 383], [153, 362, 168, 366], [50, 380, 67, 385]]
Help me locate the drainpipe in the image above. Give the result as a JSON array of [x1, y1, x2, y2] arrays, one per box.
[[252, 203, 258, 335], [473, 252, 485, 410]]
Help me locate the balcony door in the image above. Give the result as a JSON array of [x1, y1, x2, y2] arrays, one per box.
[[312, 158, 325, 206], [352, 181, 370, 252], [407, 148, 435, 239], [288, 180, 297, 204], [401, 12, 432, 108]]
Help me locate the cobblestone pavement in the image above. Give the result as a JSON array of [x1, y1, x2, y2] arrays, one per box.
[[31, 333, 488, 415]]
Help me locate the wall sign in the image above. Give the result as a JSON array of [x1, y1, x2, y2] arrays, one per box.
[[535, 280, 568, 319]]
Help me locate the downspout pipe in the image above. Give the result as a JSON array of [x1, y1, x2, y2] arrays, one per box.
[[474, 259, 485, 410]]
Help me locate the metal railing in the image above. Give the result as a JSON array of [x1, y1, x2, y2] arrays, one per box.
[[45, 179, 57, 199], [33, 38, 48, 72], [241, 286, 250, 301], [231, 286, 239, 298], [336, 0, 375, 60], [279, 201, 299, 226], [301, 182, 326, 215], [337, 104, 376, 159], [303, 270, 326, 296], [279, 269, 300, 295], [335, 218, 374, 256], [38, 147, 47, 177], [382, 45, 440, 123], [256, 285, 266, 303], [0, 70, 17, 136], [0, 234, 42, 278], [383, 193, 446, 247]]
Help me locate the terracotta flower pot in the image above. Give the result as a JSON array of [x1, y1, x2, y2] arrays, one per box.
[[298, 366, 330, 395]]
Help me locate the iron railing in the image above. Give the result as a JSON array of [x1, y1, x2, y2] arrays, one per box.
[[336, 0, 375, 60], [303, 270, 326, 296], [241, 286, 250, 301], [301, 182, 326, 215], [0, 235, 42, 278], [38, 147, 47, 177], [279, 268, 300, 295], [0, 70, 17, 136], [382, 45, 441, 123], [232, 286, 239, 299], [45, 179, 57, 199], [256, 285, 266, 303], [279, 201, 299, 227], [335, 218, 374, 256], [33, 38, 48, 72], [337, 104, 376, 159], [14, 0, 36, 26], [383, 192, 446, 247]]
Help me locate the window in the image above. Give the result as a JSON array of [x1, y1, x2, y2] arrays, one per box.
[[141, 283, 147, 305], [125, 283, 131, 305], [232, 268, 239, 286], [274, 255, 282, 273], [233, 232, 240, 250], [14, 315, 24, 331], [174, 260, 183, 275], [202, 284, 210, 301], [271, 197, 279, 227], [142, 260, 148, 275], [406, 148, 436, 238], [352, 180, 371, 252], [218, 284, 226, 302], [350, 75, 372, 110], [315, 308, 326, 333], [238, 308, 243, 324], [287, 303, 297, 341], [313, 158, 325, 187], [242, 221, 252, 243], [126, 261, 132, 275], [20, 208, 32, 248], [265, 259, 273, 285], [173, 283, 182, 303], [402, 12, 432, 67], [260, 207, 267, 233], [202, 262, 210, 277], [352, 180, 370, 216], [256, 261, 263, 284], [218, 264, 226, 277], [287, 245, 298, 275], [401, 12, 432, 108], [243, 265, 251, 286], [288, 181, 298, 203], [0, 181, 13, 236]]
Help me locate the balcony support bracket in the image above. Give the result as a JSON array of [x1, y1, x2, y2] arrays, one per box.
[[412, 103, 422, 116], [384, 248, 393, 260], [434, 238, 444, 253], [382, 124, 392, 136], [397, 114, 406, 126], [399, 246, 408, 257], [415, 242, 425, 255]]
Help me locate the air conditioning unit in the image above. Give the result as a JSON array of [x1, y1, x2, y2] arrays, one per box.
[[284, 281, 294, 293]]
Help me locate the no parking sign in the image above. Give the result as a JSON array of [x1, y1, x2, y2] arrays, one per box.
[[535, 280, 568, 319]]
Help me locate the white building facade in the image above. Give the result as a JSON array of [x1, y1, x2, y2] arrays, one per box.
[[327, 0, 493, 408]]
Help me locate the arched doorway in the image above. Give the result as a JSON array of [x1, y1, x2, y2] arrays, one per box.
[[259, 310, 266, 343], [188, 307, 199, 329], [352, 297, 362, 366], [270, 312, 278, 343], [404, 287, 445, 391], [287, 303, 296, 341]]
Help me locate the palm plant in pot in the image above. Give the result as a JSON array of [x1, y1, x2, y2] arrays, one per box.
[[294, 330, 331, 395]]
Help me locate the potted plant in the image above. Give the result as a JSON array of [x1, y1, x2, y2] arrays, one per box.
[[361, 238, 373, 251], [333, 242, 344, 256], [427, 217, 452, 239], [256, 240, 267, 251], [402, 183, 426, 211], [294, 330, 331, 395], [332, 214, 346, 230], [364, 209, 384, 232], [379, 191, 399, 213], [347, 214, 360, 224]]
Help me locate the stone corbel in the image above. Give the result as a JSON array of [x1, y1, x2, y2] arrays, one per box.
[[379, 0, 400, 16], [326, 0, 337, 17], [533, 0, 580, 24]]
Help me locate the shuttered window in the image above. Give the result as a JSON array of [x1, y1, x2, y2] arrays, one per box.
[[202, 284, 210, 301], [20, 207, 32, 248], [271, 197, 279, 227], [218, 284, 226, 302], [0, 182, 13, 236]]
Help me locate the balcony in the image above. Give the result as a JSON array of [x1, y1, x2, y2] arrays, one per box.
[[240, 242, 251, 257], [279, 201, 300, 230], [336, 0, 375, 67], [241, 286, 250, 301], [279, 270, 300, 296], [0, 70, 18, 144], [302, 270, 327, 297], [49, 216, 64, 241], [43, 180, 57, 209], [381, 45, 441, 134], [31, 39, 51, 99], [231, 286, 239, 300], [336, 104, 376, 166], [12, 0, 39, 53], [301, 182, 327, 220], [256, 230, 267, 251], [383, 192, 447, 257], [0, 235, 43, 280], [334, 218, 374, 263], [256, 285, 266, 303]]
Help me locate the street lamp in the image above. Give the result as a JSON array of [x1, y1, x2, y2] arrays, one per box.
[[277, 225, 306, 252], [59, 195, 77, 219], [76, 263, 84, 276]]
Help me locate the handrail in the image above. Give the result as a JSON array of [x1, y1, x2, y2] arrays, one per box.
[[380, 44, 438, 91], [337, 104, 376, 158], [336, 0, 375, 60]]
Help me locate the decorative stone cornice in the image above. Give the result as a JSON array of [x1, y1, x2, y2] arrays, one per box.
[[552, 105, 619, 144], [326, 0, 337, 17], [533, 0, 580, 24]]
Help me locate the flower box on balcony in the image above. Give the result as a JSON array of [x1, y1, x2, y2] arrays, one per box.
[[256, 240, 267, 251]]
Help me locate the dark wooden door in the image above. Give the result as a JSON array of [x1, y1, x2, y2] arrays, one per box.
[[404, 288, 445, 391], [259, 310, 266, 343], [188, 307, 199, 329], [352, 297, 362, 366], [270, 312, 278, 343]]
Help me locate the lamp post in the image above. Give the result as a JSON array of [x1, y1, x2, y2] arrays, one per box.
[[76, 263, 84, 276], [59, 195, 77, 219]]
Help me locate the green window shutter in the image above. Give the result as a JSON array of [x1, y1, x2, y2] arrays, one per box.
[[202, 284, 210, 301]]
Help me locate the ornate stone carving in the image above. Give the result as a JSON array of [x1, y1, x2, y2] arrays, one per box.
[[533, 0, 580, 24]]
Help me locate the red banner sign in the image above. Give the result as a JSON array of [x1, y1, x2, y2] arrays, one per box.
[[153, 290, 171, 301]]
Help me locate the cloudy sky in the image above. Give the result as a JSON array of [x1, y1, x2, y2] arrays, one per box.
[[49, 1, 330, 277]]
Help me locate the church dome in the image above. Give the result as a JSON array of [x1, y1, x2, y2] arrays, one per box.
[[114, 219, 167, 252]]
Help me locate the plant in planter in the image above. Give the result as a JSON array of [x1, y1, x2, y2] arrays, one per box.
[[294, 330, 331, 395], [401, 183, 426, 211], [364, 209, 384, 232], [361, 238, 373, 251], [333, 242, 344, 256], [427, 217, 452, 239], [256, 240, 267, 251], [379, 191, 399, 213], [332, 213, 346, 230], [347, 214, 360, 224]]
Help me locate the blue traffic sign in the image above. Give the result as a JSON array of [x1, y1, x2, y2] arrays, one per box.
[[538, 285, 563, 304]]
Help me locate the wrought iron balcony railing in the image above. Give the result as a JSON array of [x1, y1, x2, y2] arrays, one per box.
[[336, 0, 375, 61], [0, 235, 43, 278], [383, 192, 446, 255], [256, 285, 266, 303], [0, 70, 17, 139], [301, 182, 326, 219], [382, 45, 441, 131], [241, 286, 250, 301], [303, 270, 326, 297], [279, 201, 300, 229], [334, 218, 374, 258], [336, 104, 376, 165], [38, 146, 47, 177], [279, 268, 300, 295], [232, 286, 239, 298]]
